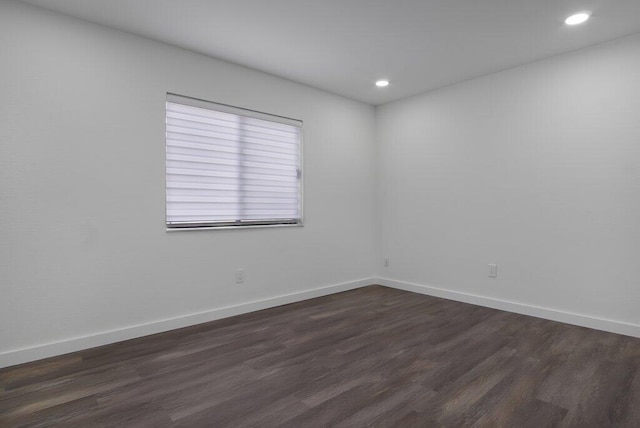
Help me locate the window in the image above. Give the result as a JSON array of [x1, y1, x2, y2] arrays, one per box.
[[165, 94, 302, 229]]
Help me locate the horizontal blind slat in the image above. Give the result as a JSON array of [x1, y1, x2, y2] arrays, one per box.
[[168, 173, 298, 188], [167, 183, 299, 194], [168, 203, 299, 211], [167, 113, 299, 140], [167, 154, 297, 173], [167, 134, 298, 156], [167, 101, 300, 130], [168, 209, 299, 217], [166, 124, 298, 149]]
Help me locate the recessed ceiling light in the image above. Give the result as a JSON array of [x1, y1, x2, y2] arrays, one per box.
[[565, 12, 590, 25], [375, 80, 390, 88]]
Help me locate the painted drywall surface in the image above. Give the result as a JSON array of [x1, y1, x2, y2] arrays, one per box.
[[376, 34, 640, 325], [0, 1, 376, 355]]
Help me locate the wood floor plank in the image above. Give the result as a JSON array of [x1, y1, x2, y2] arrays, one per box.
[[1, 285, 640, 427]]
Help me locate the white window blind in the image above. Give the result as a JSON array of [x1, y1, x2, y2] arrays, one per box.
[[166, 94, 302, 228]]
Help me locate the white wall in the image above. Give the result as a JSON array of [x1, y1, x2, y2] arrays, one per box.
[[377, 34, 640, 327], [0, 1, 376, 365]]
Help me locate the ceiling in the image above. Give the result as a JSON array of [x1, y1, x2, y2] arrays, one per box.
[[20, 0, 640, 105]]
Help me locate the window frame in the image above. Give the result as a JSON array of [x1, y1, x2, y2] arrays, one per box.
[[165, 93, 304, 231]]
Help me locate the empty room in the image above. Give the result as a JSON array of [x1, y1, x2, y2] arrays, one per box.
[[1, 0, 640, 426]]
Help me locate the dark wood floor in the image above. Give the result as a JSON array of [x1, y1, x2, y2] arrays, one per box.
[[2, 285, 640, 427]]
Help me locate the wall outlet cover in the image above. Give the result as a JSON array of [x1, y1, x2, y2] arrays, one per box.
[[488, 264, 498, 278]]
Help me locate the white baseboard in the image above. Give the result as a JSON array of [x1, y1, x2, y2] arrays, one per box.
[[0, 278, 375, 369], [377, 277, 640, 339], [5, 277, 638, 369]]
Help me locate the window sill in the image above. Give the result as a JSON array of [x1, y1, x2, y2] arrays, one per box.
[[165, 222, 304, 232]]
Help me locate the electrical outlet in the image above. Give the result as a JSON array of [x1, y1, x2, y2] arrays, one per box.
[[384, 258, 389, 267], [488, 264, 498, 278], [235, 268, 245, 283]]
